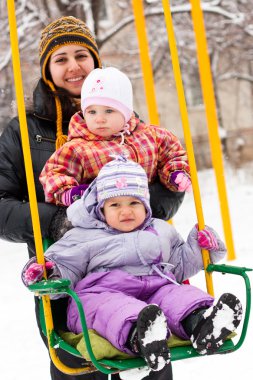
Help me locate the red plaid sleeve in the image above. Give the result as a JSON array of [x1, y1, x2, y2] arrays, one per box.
[[152, 126, 190, 191], [39, 143, 84, 205]]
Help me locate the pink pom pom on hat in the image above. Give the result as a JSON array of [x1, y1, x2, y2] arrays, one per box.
[[81, 67, 133, 123]]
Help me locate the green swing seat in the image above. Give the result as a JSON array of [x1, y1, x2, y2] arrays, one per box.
[[28, 239, 252, 375]]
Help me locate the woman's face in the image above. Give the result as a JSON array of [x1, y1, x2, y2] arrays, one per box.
[[49, 44, 95, 96]]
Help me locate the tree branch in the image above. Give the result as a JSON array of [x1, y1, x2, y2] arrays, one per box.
[[218, 72, 253, 83], [97, 2, 245, 47]]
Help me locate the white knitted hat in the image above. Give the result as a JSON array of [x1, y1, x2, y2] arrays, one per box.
[[81, 67, 133, 122]]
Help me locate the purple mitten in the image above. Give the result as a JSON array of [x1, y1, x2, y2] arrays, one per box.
[[60, 184, 89, 206], [24, 261, 55, 285], [170, 171, 192, 192], [197, 227, 219, 251]]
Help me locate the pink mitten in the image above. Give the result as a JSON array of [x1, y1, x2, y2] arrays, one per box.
[[174, 172, 192, 192], [24, 261, 55, 285], [197, 227, 219, 251]]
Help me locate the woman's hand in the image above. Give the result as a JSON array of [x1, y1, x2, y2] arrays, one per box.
[[170, 171, 192, 192], [60, 184, 89, 206]]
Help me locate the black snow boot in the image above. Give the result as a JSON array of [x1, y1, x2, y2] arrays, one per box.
[[128, 304, 170, 371], [187, 293, 243, 355], [181, 307, 208, 337]]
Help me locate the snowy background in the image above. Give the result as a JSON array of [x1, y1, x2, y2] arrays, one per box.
[[2, 164, 253, 379]]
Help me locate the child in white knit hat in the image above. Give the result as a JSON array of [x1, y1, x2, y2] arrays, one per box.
[[39, 67, 191, 216], [24, 156, 242, 375]]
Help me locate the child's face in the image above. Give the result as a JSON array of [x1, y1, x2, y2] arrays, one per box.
[[103, 196, 146, 232], [84, 105, 125, 137]]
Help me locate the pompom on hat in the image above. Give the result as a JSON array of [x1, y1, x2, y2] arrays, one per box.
[[39, 16, 102, 149], [81, 67, 133, 123], [95, 155, 151, 223]]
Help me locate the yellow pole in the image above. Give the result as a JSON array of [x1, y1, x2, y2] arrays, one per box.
[[162, 0, 214, 295], [132, 0, 176, 225], [131, 0, 160, 125], [7, 0, 90, 374], [190, 0, 236, 261], [7, 6, 44, 266]]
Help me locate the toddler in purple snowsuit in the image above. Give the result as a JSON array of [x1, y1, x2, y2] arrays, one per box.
[[23, 155, 243, 374]]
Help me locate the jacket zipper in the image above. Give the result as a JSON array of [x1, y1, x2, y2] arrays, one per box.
[[35, 134, 55, 143]]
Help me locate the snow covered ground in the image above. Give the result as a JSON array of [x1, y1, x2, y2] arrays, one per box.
[[1, 164, 253, 379], [172, 164, 253, 379]]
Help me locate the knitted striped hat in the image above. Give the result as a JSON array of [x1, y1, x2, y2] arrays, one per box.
[[95, 155, 151, 222], [39, 16, 102, 149]]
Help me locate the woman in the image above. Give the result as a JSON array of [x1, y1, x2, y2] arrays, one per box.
[[0, 16, 181, 380]]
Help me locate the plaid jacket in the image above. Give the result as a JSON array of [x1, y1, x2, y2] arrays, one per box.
[[40, 112, 189, 205]]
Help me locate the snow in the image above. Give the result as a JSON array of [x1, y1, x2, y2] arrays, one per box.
[[210, 304, 235, 337], [1, 164, 253, 379], [139, 308, 169, 373], [120, 366, 152, 380], [173, 164, 253, 379], [141, 312, 167, 345], [210, 299, 241, 339]]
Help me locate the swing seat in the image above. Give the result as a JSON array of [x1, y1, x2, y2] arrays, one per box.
[[28, 261, 252, 375]]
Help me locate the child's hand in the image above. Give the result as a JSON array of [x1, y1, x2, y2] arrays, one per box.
[[61, 184, 89, 206], [197, 226, 219, 251], [24, 261, 55, 285], [170, 171, 192, 192]]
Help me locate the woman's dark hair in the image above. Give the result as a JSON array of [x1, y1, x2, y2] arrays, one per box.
[[31, 78, 79, 122]]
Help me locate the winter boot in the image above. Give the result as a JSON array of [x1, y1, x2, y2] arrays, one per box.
[[128, 304, 170, 371], [186, 293, 243, 355], [181, 307, 208, 336]]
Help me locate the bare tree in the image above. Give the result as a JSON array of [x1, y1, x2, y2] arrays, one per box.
[[1, 0, 253, 130]]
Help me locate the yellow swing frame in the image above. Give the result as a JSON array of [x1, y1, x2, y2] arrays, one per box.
[[7, 0, 252, 376]]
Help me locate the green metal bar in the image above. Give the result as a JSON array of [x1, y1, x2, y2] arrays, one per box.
[[29, 279, 71, 294], [171, 339, 234, 361], [207, 264, 252, 352], [207, 263, 252, 276]]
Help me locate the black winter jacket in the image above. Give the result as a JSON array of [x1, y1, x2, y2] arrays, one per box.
[[0, 80, 70, 257]]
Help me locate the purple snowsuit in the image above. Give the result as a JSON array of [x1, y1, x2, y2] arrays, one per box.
[[27, 180, 226, 354]]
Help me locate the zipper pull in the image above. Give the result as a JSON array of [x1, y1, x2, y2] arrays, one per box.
[[35, 135, 55, 143]]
